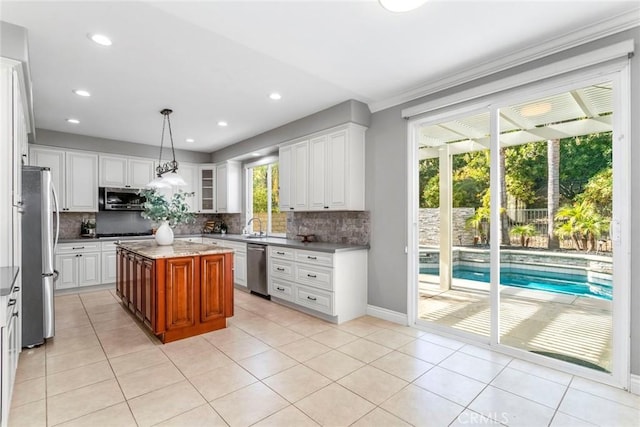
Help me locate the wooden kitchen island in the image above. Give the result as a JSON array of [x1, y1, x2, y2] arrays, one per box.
[[116, 241, 234, 343]]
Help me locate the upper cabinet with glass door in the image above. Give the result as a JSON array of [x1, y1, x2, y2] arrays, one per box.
[[198, 162, 241, 213]]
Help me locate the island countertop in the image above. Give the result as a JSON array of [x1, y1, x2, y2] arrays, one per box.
[[116, 240, 234, 259]]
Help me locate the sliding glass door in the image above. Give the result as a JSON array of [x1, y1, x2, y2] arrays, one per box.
[[411, 68, 629, 385]]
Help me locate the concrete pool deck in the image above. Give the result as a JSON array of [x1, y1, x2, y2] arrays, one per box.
[[418, 274, 612, 372]]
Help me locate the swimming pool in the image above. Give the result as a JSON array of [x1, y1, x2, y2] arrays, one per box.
[[420, 266, 612, 300]]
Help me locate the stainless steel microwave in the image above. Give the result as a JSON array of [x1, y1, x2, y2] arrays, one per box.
[[98, 187, 145, 211]]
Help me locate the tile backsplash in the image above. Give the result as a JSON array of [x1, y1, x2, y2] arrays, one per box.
[[58, 211, 369, 245], [288, 211, 369, 245]]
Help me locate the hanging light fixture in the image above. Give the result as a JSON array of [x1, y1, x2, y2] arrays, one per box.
[[147, 108, 187, 188]]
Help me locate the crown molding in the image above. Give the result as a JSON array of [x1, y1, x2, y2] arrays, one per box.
[[369, 8, 640, 113]]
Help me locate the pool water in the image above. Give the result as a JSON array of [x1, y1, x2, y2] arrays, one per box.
[[420, 266, 612, 300]]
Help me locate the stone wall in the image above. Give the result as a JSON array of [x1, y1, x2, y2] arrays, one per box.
[[287, 211, 370, 245], [419, 208, 476, 246]]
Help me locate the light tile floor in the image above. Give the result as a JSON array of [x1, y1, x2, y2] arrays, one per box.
[[9, 288, 640, 427]]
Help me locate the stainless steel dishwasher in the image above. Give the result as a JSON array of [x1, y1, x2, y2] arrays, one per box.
[[247, 243, 269, 298]]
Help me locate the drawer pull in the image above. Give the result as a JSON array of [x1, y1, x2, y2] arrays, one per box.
[[276, 286, 285, 291], [8, 299, 16, 306], [276, 251, 285, 255], [307, 296, 317, 301], [307, 274, 317, 278], [276, 267, 285, 271], [13, 311, 19, 317], [307, 256, 317, 260], [72, 246, 85, 250]]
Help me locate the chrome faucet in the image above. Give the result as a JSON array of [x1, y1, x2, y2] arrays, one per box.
[[247, 217, 264, 236]]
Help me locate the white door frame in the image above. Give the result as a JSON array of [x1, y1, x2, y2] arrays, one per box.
[[407, 61, 631, 389]]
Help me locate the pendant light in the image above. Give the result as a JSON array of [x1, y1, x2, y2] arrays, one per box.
[[147, 108, 187, 188]]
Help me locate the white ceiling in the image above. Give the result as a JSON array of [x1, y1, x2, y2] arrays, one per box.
[[1, 1, 638, 153]]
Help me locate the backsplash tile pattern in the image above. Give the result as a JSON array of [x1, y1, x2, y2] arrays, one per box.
[[288, 211, 370, 245], [57, 212, 96, 239]]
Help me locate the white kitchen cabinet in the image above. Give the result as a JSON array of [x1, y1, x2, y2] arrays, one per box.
[[268, 246, 367, 323], [30, 146, 99, 212], [216, 161, 241, 213], [29, 146, 65, 211], [198, 165, 216, 213], [99, 155, 155, 188], [101, 250, 117, 284], [279, 123, 365, 212], [55, 242, 101, 289], [202, 238, 247, 287], [278, 140, 308, 211], [66, 151, 99, 211], [308, 125, 365, 211]]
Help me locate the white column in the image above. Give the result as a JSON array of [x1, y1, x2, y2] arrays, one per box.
[[439, 145, 452, 291]]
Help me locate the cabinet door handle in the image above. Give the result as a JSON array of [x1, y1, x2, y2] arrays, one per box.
[[13, 286, 20, 292], [276, 286, 285, 291], [307, 256, 317, 260], [72, 246, 85, 250], [13, 311, 19, 317], [276, 251, 285, 255], [307, 296, 317, 301], [276, 267, 285, 271], [8, 299, 16, 306], [307, 274, 317, 278], [324, 206, 329, 209]]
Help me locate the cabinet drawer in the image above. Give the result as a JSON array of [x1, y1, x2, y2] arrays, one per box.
[[270, 246, 295, 260], [56, 242, 101, 254], [269, 279, 294, 302], [175, 237, 202, 243], [295, 284, 333, 315], [295, 265, 332, 291], [295, 249, 333, 267], [270, 260, 294, 279]]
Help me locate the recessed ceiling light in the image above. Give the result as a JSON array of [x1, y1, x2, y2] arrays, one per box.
[[217, 121, 228, 127], [379, 0, 427, 13], [186, 138, 195, 143], [73, 89, 91, 97], [269, 92, 282, 100], [251, 152, 261, 157], [88, 33, 112, 46], [66, 118, 80, 124]]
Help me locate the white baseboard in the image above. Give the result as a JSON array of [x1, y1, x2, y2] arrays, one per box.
[[366, 305, 408, 325], [630, 374, 640, 395]]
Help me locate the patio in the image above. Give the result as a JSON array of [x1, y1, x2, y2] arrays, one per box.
[[418, 275, 612, 372]]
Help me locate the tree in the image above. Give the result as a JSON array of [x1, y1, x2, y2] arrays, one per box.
[[554, 201, 608, 252], [510, 224, 536, 247], [578, 168, 612, 217]]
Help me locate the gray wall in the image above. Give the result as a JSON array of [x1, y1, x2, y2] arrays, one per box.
[[211, 99, 371, 162], [364, 27, 640, 375], [33, 128, 211, 163]]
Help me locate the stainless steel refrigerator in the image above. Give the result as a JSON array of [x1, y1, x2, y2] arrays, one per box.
[[21, 165, 59, 347]]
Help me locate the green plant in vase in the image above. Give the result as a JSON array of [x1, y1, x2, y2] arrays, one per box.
[[138, 188, 196, 245]]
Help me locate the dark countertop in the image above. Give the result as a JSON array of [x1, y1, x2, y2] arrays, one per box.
[[0, 266, 20, 297], [60, 233, 369, 253]]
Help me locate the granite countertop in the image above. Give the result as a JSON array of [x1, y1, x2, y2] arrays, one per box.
[[117, 240, 234, 259], [61, 233, 369, 253]]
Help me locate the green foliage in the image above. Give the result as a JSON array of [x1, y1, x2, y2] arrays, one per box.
[[504, 142, 547, 206], [559, 133, 612, 200], [252, 163, 281, 214], [577, 168, 612, 217], [138, 189, 196, 228], [554, 200, 608, 251], [510, 224, 536, 247]]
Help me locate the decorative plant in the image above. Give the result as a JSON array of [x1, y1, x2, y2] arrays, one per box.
[[554, 200, 608, 252], [510, 224, 536, 247], [138, 188, 196, 228]]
